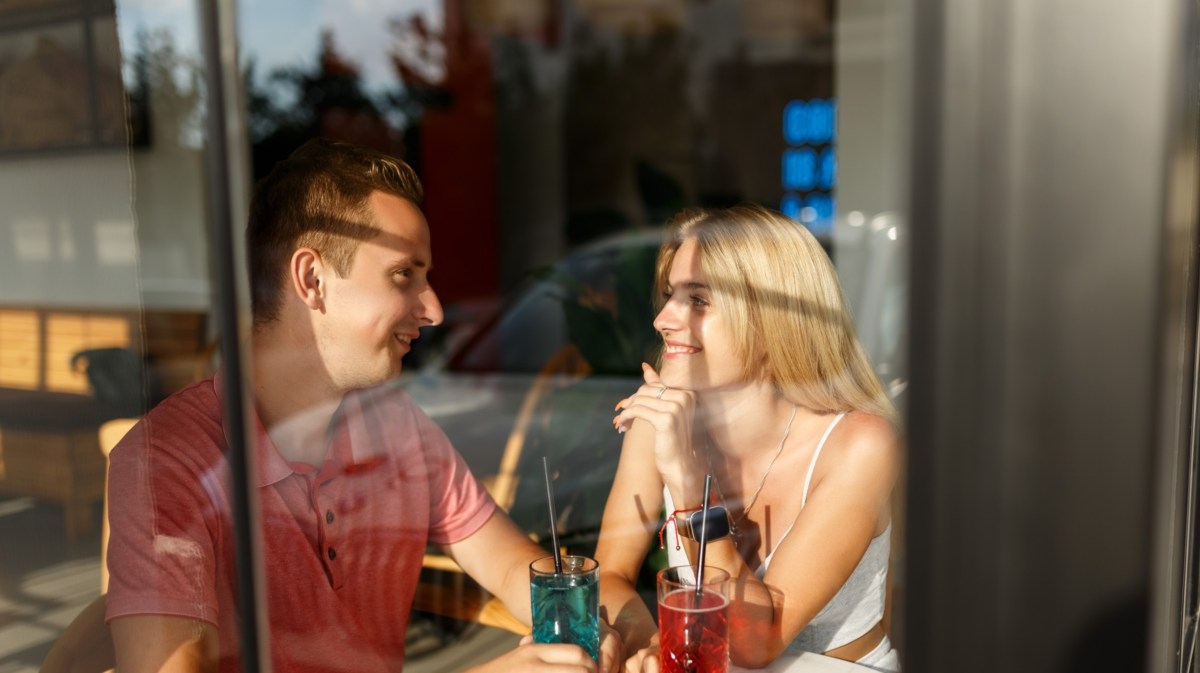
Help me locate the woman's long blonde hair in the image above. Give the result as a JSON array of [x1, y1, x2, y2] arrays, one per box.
[[656, 205, 896, 422]]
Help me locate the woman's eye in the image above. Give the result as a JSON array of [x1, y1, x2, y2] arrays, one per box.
[[690, 295, 709, 307]]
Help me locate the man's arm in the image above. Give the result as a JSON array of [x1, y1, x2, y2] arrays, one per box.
[[442, 510, 543, 624], [445, 511, 622, 673], [110, 615, 217, 673], [41, 595, 114, 673]]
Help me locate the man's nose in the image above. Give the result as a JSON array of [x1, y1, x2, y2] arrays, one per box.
[[419, 287, 444, 326]]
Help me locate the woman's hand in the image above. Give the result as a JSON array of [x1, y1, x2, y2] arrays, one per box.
[[624, 641, 661, 673], [611, 363, 703, 499], [599, 620, 624, 673]]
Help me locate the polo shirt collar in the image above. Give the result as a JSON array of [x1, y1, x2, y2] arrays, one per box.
[[214, 368, 352, 488]]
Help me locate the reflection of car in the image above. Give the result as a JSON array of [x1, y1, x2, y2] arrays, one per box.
[[399, 230, 663, 553], [399, 218, 907, 650], [399, 217, 907, 557], [831, 211, 908, 401]]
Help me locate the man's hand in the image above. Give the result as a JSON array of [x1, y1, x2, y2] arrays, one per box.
[[466, 638, 598, 672], [467, 623, 622, 673]]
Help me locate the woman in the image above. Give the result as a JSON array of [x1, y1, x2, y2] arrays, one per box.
[[595, 205, 901, 672]]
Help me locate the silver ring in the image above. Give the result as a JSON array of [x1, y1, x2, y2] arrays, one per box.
[[655, 386, 667, 399]]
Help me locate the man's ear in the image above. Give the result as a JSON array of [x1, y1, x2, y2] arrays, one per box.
[[290, 248, 325, 310]]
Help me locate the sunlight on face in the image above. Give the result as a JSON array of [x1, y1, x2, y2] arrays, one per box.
[[653, 239, 744, 392], [315, 192, 443, 390]]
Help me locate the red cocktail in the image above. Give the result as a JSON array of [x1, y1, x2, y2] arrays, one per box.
[[657, 567, 730, 673]]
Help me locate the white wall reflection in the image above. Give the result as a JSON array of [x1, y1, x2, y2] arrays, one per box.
[[56, 219, 77, 263], [95, 221, 137, 267], [0, 154, 140, 305], [12, 218, 52, 262]]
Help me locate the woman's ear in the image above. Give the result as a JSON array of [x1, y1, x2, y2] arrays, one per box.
[[290, 248, 325, 310]]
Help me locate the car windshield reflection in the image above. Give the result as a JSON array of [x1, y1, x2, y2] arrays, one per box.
[[399, 230, 663, 554]]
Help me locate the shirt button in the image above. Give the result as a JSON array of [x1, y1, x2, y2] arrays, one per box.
[[326, 510, 335, 524], [327, 547, 337, 561]]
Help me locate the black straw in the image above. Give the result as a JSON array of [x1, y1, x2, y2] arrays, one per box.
[[694, 475, 714, 597], [543, 457, 563, 574]]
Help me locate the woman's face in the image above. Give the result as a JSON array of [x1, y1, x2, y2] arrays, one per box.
[[653, 238, 745, 391]]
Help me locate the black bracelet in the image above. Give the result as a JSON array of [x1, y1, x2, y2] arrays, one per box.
[[674, 505, 731, 541]]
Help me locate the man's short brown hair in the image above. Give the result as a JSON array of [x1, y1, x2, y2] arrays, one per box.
[[247, 138, 424, 324]]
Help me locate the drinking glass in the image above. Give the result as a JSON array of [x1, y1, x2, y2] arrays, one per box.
[[657, 566, 730, 673], [529, 555, 600, 660]]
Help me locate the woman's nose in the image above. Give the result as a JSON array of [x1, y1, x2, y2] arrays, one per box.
[[652, 301, 680, 334]]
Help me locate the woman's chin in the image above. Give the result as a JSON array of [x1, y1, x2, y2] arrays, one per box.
[[657, 371, 696, 391]]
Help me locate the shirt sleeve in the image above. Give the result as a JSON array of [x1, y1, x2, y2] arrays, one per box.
[[405, 397, 497, 545], [105, 398, 228, 627]]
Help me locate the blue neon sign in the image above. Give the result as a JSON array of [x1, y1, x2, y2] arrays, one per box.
[[781, 98, 836, 236], [783, 99, 836, 145]]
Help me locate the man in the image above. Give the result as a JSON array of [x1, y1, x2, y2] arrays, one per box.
[[104, 139, 617, 672]]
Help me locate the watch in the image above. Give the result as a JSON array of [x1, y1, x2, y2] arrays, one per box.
[[674, 505, 731, 541]]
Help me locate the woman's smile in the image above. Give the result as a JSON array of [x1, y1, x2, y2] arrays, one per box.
[[662, 340, 700, 357]]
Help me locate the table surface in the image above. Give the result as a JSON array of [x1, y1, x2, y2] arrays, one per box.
[[729, 650, 879, 672]]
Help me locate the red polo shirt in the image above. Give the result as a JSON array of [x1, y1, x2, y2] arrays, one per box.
[[105, 373, 497, 672]]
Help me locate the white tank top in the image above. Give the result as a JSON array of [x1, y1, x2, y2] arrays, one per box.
[[663, 412, 891, 656]]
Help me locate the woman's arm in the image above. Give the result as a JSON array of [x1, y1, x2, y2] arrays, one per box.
[[594, 418, 666, 667], [610, 371, 900, 668], [681, 413, 900, 667]]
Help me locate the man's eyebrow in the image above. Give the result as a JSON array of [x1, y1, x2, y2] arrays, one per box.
[[390, 255, 429, 269]]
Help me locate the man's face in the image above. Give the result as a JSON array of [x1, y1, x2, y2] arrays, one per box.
[[315, 191, 443, 390]]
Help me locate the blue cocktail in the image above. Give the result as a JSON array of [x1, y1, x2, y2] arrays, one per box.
[[529, 555, 600, 660]]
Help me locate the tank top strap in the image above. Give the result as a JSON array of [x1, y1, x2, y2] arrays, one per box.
[[760, 412, 848, 571], [801, 412, 847, 508]]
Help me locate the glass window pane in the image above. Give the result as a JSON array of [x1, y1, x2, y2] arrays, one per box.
[[7, 1, 910, 672], [0, 2, 214, 672], [229, 1, 907, 670]]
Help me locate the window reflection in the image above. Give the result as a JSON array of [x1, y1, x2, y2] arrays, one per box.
[[0, 1, 211, 671], [1, 1, 912, 671]]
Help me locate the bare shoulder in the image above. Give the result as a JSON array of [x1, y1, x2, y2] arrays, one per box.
[[837, 411, 898, 448], [820, 411, 901, 482]]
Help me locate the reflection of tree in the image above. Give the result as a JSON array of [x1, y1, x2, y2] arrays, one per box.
[[564, 24, 696, 230], [379, 12, 458, 176], [244, 30, 403, 180], [385, 13, 451, 116], [124, 29, 203, 149]]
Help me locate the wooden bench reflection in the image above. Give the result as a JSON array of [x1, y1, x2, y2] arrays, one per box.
[[0, 307, 209, 539]]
